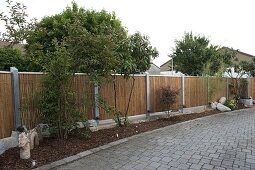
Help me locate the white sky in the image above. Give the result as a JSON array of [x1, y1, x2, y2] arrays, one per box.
[[0, 0, 254, 66]]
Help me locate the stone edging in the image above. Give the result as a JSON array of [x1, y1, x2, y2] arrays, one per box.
[[34, 107, 255, 170]]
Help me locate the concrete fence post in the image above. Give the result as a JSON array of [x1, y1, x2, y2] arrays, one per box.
[[10, 67, 21, 129], [94, 84, 100, 119], [207, 77, 210, 104], [226, 78, 229, 99], [145, 72, 150, 118], [182, 75, 185, 112], [247, 78, 251, 97]]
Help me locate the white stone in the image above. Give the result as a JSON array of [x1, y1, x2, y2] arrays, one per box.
[[211, 102, 217, 109], [239, 99, 253, 107], [217, 103, 231, 111], [38, 124, 50, 138], [76, 122, 85, 128], [219, 97, 226, 104], [0, 131, 19, 155]]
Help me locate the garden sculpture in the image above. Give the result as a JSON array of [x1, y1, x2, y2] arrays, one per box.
[[18, 132, 30, 159], [18, 125, 40, 159]]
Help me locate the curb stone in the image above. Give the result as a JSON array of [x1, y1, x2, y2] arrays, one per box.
[[34, 107, 254, 170]]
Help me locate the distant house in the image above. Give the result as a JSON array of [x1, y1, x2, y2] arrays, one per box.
[[234, 50, 255, 62], [160, 58, 173, 72], [160, 49, 255, 72], [0, 41, 25, 51], [147, 63, 160, 75]]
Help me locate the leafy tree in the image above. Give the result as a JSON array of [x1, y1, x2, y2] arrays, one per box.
[[40, 40, 85, 139], [242, 58, 255, 77], [27, 2, 158, 127], [26, 2, 128, 75], [129, 32, 158, 73], [172, 32, 236, 76], [0, 0, 36, 47], [0, 47, 24, 70], [226, 61, 250, 100], [120, 32, 158, 124]]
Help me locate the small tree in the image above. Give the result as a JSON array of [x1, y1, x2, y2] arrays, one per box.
[[160, 86, 179, 117], [0, 0, 36, 47], [172, 32, 236, 76], [40, 40, 84, 139], [226, 61, 249, 100]]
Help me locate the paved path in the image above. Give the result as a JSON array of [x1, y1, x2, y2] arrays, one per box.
[[56, 108, 255, 170]]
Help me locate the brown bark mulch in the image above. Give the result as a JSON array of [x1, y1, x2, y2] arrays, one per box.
[[0, 107, 245, 170]]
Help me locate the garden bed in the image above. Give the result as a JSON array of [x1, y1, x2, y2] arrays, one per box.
[[0, 107, 245, 170]]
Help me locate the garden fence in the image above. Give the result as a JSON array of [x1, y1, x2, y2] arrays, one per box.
[[1, 70, 255, 139]]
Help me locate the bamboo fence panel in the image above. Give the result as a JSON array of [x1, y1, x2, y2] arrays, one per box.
[[99, 75, 146, 120], [19, 74, 94, 128], [149, 76, 182, 112], [185, 77, 208, 107], [72, 75, 94, 120], [19, 73, 43, 129], [209, 77, 228, 102], [0, 73, 14, 138]]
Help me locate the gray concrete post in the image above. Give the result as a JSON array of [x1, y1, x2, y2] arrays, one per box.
[[94, 84, 100, 119], [247, 78, 251, 97], [207, 77, 210, 104], [182, 75, 185, 112], [226, 78, 229, 99], [145, 72, 150, 118], [10, 67, 21, 129]]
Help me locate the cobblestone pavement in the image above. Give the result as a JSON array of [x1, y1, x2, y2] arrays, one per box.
[[56, 108, 255, 170]]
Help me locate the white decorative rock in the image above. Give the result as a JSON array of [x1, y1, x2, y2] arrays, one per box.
[[76, 122, 85, 128], [219, 97, 226, 104], [217, 103, 231, 111], [0, 131, 19, 155], [38, 124, 50, 138], [211, 102, 217, 109], [239, 99, 253, 107]]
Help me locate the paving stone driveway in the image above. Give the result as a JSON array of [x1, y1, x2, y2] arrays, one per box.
[[56, 108, 255, 170]]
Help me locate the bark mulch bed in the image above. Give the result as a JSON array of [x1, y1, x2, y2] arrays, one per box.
[[0, 107, 245, 170]]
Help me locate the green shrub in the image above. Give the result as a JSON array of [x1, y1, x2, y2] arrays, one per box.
[[160, 86, 179, 117], [224, 99, 237, 110]]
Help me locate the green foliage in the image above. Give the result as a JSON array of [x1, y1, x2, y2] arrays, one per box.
[[99, 98, 124, 126], [237, 59, 255, 77], [40, 41, 85, 139], [128, 32, 158, 73], [172, 32, 236, 76], [26, 2, 128, 76], [160, 86, 179, 117], [226, 61, 250, 100], [0, 47, 24, 70], [202, 61, 226, 103], [224, 99, 237, 110], [0, 0, 36, 47], [26, 2, 158, 127]]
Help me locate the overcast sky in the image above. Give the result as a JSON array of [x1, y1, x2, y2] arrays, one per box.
[[0, 0, 254, 66]]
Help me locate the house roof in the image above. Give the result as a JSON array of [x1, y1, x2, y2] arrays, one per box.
[[160, 59, 172, 68], [150, 62, 160, 69], [0, 41, 24, 50], [221, 47, 255, 58], [237, 50, 255, 58]]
